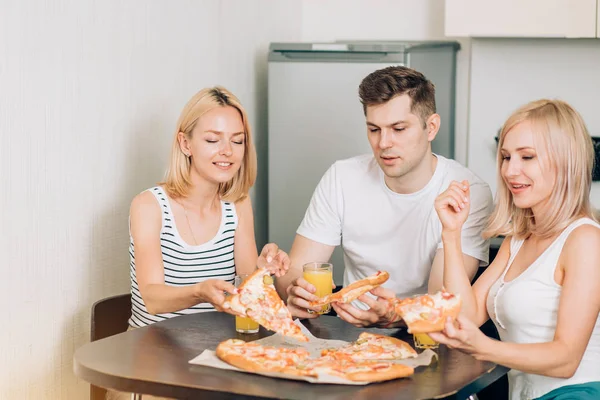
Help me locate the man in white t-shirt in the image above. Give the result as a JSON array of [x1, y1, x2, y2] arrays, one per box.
[[275, 66, 493, 327]]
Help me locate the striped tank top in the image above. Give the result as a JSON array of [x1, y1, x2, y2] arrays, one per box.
[[128, 186, 237, 327]]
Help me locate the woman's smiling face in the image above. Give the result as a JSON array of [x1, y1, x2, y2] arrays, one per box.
[[500, 120, 556, 215]]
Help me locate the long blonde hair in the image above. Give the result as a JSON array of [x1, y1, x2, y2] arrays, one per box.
[[161, 86, 257, 202], [484, 99, 596, 239]]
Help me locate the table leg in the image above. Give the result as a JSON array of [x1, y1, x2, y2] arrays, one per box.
[[130, 394, 142, 400]]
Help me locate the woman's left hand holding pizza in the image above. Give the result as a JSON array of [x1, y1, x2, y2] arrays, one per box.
[[257, 243, 290, 277], [428, 315, 491, 359]]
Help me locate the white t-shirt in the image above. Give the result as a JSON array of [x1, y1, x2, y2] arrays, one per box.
[[487, 218, 600, 400], [297, 154, 493, 298]]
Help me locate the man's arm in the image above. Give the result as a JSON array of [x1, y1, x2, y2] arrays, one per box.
[[276, 234, 335, 300], [427, 248, 480, 293], [276, 234, 335, 318]]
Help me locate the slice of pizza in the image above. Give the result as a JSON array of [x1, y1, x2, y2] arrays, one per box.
[[224, 268, 309, 342], [394, 290, 461, 333], [216, 339, 314, 376], [320, 332, 417, 361], [309, 271, 389, 308], [308, 357, 414, 382]]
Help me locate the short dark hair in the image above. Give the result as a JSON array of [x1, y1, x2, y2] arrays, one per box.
[[358, 66, 436, 127]]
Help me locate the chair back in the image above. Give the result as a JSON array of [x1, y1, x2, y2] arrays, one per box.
[[90, 293, 132, 400]]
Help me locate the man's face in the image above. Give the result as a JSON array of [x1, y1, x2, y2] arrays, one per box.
[[365, 94, 435, 180]]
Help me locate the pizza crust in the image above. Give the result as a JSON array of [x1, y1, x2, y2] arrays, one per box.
[[342, 363, 415, 382], [310, 271, 389, 307]]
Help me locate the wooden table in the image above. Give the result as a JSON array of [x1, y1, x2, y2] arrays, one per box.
[[74, 313, 509, 400]]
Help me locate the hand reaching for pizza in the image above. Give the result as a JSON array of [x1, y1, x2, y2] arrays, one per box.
[[257, 243, 290, 277], [434, 180, 470, 233], [332, 286, 399, 328], [428, 315, 489, 359]]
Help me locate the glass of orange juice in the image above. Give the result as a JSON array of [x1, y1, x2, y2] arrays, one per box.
[[413, 333, 439, 349], [234, 275, 259, 333], [302, 262, 333, 314]]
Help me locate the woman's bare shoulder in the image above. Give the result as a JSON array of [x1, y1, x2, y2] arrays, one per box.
[[564, 222, 600, 250], [130, 189, 161, 218]]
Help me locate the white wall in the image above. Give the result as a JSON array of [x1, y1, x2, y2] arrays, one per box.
[[0, 1, 301, 399], [468, 39, 600, 207]]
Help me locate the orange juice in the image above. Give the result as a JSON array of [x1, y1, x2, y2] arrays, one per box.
[[234, 274, 260, 333], [302, 263, 333, 314], [235, 315, 259, 334], [413, 333, 439, 349]]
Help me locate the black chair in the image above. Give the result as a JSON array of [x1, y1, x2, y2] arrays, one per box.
[[90, 293, 132, 400]]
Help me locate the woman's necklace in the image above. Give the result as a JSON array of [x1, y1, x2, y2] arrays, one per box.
[[176, 200, 198, 246]]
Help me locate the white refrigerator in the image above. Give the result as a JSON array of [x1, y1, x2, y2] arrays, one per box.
[[267, 41, 459, 284]]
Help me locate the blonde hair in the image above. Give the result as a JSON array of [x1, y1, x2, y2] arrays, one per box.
[[484, 99, 596, 240], [161, 86, 257, 202]]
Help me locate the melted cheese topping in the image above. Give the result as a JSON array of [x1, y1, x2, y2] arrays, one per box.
[[398, 291, 460, 323], [324, 333, 416, 360]]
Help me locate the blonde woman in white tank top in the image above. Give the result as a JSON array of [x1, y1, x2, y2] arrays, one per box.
[[429, 99, 600, 400]]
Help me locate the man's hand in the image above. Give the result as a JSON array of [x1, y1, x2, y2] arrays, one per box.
[[332, 287, 400, 328], [285, 277, 327, 319]]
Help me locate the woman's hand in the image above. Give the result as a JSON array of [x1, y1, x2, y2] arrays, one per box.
[[428, 315, 490, 360], [257, 243, 290, 277], [434, 180, 470, 233], [194, 279, 238, 314]]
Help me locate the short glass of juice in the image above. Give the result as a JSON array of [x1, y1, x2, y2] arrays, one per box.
[[234, 274, 260, 333], [413, 332, 439, 349]]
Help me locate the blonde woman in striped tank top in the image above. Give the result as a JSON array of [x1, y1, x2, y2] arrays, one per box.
[[128, 86, 289, 324], [107, 87, 290, 400], [430, 99, 600, 400]]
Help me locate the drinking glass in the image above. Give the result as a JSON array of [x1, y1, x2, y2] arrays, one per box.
[[302, 262, 333, 314], [234, 274, 259, 333]]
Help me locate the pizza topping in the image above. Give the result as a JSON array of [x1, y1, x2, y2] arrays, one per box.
[[420, 295, 434, 307], [320, 332, 417, 362], [442, 292, 455, 300], [394, 290, 461, 333]]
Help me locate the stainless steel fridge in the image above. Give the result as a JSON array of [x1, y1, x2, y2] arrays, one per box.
[[267, 41, 460, 284]]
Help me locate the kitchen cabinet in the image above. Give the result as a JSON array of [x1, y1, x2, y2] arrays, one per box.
[[445, 0, 598, 38]]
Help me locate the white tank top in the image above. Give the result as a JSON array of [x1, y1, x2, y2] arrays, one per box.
[[486, 218, 600, 400]]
